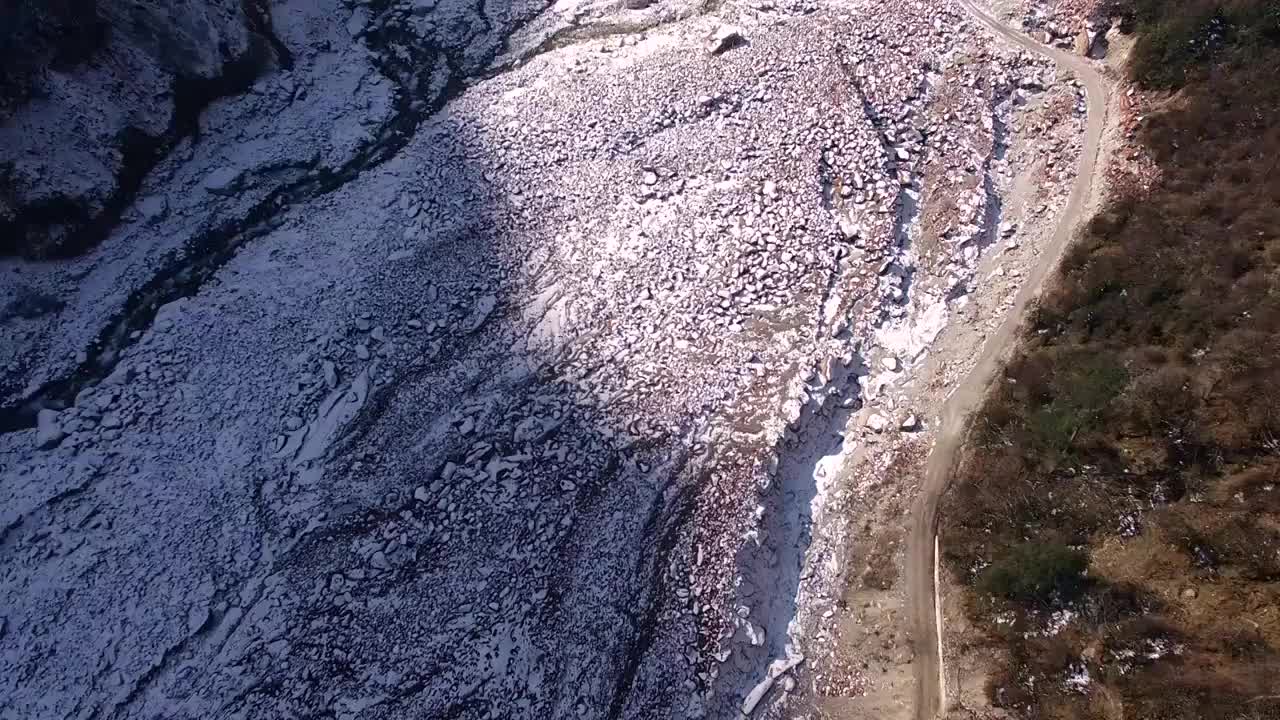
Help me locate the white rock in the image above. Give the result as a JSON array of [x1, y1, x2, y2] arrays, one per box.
[[138, 196, 169, 222], [463, 295, 497, 333], [35, 409, 66, 449], [346, 8, 368, 37], [881, 356, 899, 371], [866, 413, 890, 433], [102, 364, 132, 387], [742, 654, 804, 715], [202, 167, 241, 195], [707, 25, 744, 54], [838, 215, 861, 240]]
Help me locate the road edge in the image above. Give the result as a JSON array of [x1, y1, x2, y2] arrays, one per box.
[[908, 2, 1113, 719]]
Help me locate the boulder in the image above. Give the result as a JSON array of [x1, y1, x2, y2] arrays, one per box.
[[707, 25, 744, 55], [865, 413, 890, 433]]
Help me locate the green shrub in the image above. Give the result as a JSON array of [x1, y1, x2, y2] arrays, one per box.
[[979, 543, 1089, 603], [1026, 402, 1083, 458]]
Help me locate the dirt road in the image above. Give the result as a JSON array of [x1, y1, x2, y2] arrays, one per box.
[[907, 3, 1110, 719]]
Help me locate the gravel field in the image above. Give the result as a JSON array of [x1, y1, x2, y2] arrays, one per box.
[[0, 0, 1087, 717]]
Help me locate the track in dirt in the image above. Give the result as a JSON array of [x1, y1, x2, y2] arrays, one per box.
[[907, 3, 1109, 719]]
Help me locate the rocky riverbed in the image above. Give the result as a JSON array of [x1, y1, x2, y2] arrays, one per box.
[[0, 0, 1087, 718]]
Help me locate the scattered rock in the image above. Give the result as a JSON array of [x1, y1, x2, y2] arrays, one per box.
[[346, 7, 369, 37], [0, 3, 1085, 717]]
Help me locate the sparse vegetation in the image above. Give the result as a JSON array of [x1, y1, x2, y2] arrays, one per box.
[[941, 1, 1280, 717], [1125, 0, 1280, 88]]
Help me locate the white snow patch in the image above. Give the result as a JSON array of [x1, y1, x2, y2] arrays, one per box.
[[875, 296, 948, 363]]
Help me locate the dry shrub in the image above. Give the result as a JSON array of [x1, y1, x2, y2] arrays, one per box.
[[939, 10, 1280, 719]]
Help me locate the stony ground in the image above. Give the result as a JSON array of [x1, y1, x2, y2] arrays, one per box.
[[0, 0, 1087, 718]]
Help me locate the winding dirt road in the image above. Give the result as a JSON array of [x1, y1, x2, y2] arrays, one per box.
[[908, 3, 1110, 718]]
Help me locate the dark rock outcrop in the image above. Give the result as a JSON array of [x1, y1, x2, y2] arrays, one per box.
[[0, 0, 283, 259]]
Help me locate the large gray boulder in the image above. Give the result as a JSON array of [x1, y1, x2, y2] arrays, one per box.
[[0, 0, 279, 258]]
